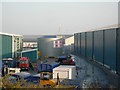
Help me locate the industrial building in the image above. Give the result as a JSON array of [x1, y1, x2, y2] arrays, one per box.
[[37, 36, 64, 58], [63, 36, 74, 55], [74, 27, 120, 74], [23, 35, 72, 51], [1, 30, 120, 88], [23, 35, 39, 50], [64, 36, 74, 46], [0, 32, 23, 59]]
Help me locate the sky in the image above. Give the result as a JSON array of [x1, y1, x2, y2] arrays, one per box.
[[0, 0, 119, 35]]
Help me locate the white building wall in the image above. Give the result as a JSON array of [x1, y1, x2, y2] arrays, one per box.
[[65, 36, 74, 46]]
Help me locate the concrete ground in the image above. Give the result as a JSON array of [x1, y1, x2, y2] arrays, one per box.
[[73, 55, 120, 88]]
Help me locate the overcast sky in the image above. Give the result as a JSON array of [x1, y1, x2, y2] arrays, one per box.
[[0, 0, 119, 35]]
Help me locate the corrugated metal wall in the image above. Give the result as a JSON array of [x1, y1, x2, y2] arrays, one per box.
[[104, 29, 116, 70], [117, 28, 120, 73], [77, 33, 80, 55], [2, 35, 12, 58], [79, 33, 81, 55], [93, 31, 104, 64], [74, 34, 78, 55], [22, 50, 37, 63], [74, 34, 75, 54], [75, 34, 78, 54], [76, 34, 79, 55], [86, 32, 93, 59], [81, 32, 86, 56], [74, 28, 120, 74]]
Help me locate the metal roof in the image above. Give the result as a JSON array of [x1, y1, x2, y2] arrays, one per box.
[[0, 32, 23, 37], [75, 24, 120, 34], [23, 35, 73, 42]]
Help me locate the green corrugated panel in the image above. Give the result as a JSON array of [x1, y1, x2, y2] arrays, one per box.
[[22, 50, 37, 63], [2, 35, 12, 58]]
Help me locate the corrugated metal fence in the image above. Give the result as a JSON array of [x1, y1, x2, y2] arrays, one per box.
[[74, 28, 120, 74]]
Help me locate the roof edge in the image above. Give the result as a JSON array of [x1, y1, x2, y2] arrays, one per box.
[[0, 32, 23, 37]]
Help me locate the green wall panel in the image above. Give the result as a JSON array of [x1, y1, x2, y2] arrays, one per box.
[[2, 35, 12, 58], [22, 50, 37, 63]]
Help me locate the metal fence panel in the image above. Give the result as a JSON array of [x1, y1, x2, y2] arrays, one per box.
[[81, 32, 86, 56], [76, 33, 78, 55], [93, 31, 104, 63], [77, 33, 79, 55], [74, 34, 77, 55], [104, 29, 116, 70], [86, 32, 93, 59], [117, 28, 120, 73], [74, 34, 76, 54], [77, 33, 81, 55], [79, 33, 81, 55]]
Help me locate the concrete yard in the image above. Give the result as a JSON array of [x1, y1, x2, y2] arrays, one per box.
[[73, 55, 120, 88]]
